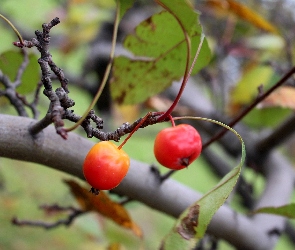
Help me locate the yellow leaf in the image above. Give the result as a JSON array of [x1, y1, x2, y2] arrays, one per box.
[[113, 104, 140, 126], [230, 64, 274, 104], [65, 180, 143, 237], [206, 0, 278, 34]]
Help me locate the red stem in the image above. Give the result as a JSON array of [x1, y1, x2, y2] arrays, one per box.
[[157, 33, 205, 122], [118, 112, 153, 150], [157, 32, 191, 122]]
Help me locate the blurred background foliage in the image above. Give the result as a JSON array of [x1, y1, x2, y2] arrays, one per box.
[[1, 0, 295, 249]]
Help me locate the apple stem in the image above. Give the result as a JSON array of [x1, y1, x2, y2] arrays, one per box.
[[170, 115, 176, 127], [0, 14, 24, 46], [117, 112, 153, 150], [117, 112, 176, 150], [157, 32, 191, 122]]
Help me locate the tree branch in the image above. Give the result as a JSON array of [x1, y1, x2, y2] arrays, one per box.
[[0, 114, 294, 249], [12, 204, 84, 229], [256, 113, 295, 154], [0, 63, 29, 117]]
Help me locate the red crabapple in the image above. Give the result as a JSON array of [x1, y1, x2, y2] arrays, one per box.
[[83, 141, 130, 190], [154, 124, 202, 170]]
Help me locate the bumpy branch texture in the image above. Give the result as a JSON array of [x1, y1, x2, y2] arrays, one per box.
[[0, 113, 293, 249]]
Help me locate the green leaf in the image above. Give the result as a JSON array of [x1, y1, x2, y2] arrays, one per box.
[[243, 107, 292, 128], [160, 229, 196, 250], [0, 50, 39, 94], [160, 118, 245, 249], [117, 0, 135, 20], [156, 0, 198, 36], [111, 5, 211, 105], [252, 204, 295, 219]]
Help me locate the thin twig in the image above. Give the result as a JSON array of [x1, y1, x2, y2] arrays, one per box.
[[203, 66, 295, 149], [14, 49, 29, 87], [12, 204, 84, 230], [0, 14, 24, 45], [256, 114, 295, 154], [0, 70, 29, 117]]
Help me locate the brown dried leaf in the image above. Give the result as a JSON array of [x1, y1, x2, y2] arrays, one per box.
[[65, 180, 142, 237], [206, 0, 278, 34], [258, 86, 295, 109], [177, 205, 200, 240]]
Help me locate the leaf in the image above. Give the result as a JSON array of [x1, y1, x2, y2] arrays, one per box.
[[246, 34, 284, 50], [113, 103, 140, 125], [61, 4, 108, 53], [258, 86, 295, 110], [230, 65, 275, 105], [160, 229, 196, 250], [111, 4, 211, 105], [229, 65, 291, 128], [252, 204, 295, 219], [242, 107, 291, 129], [0, 50, 39, 94], [117, 0, 135, 20], [156, 0, 198, 36], [65, 180, 142, 237], [108, 242, 122, 250], [160, 118, 245, 249], [206, 0, 278, 34]]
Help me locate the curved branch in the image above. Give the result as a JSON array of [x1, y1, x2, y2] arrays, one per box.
[[256, 113, 295, 154], [0, 114, 293, 249]]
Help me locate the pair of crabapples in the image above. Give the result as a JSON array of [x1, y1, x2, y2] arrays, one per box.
[[83, 124, 202, 190]]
